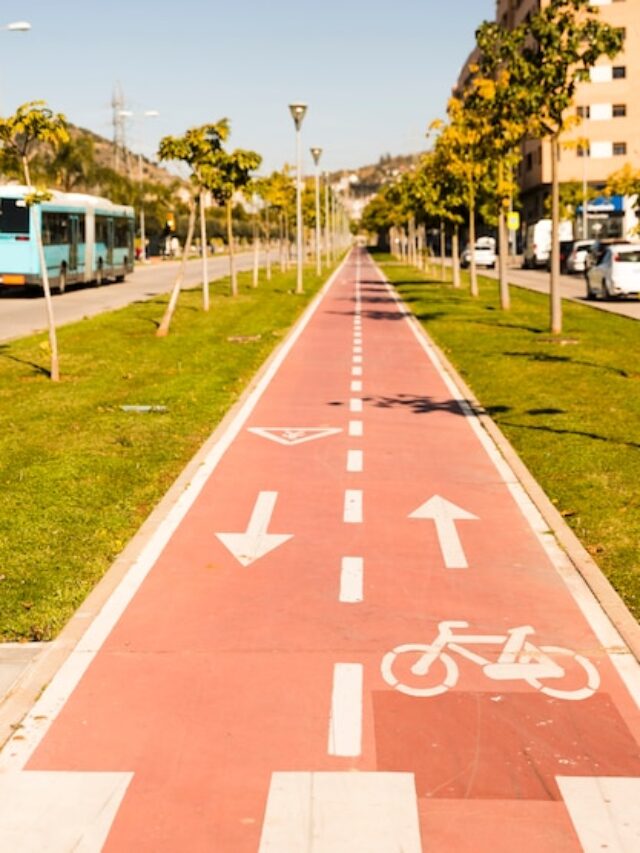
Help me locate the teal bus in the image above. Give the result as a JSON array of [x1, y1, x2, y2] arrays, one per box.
[[0, 186, 135, 293]]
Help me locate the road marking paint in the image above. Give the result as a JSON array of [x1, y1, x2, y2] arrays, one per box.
[[353, 345, 363, 354], [216, 492, 293, 567], [347, 449, 363, 473], [0, 771, 133, 852], [351, 365, 363, 376], [350, 380, 362, 392], [353, 337, 362, 346], [374, 261, 640, 708], [328, 663, 363, 756], [349, 420, 363, 437], [409, 495, 478, 569], [557, 776, 640, 851], [353, 354, 363, 364], [340, 557, 363, 602], [259, 772, 422, 852], [248, 427, 342, 446], [350, 398, 363, 412], [344, 490, 363, 523]]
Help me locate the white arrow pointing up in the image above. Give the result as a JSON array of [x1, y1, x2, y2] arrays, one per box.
[[409, 495, 478, 569], [216, 492, 293, 567]]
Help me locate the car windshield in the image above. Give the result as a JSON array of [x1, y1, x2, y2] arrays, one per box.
[[614, 250, 640, 263]]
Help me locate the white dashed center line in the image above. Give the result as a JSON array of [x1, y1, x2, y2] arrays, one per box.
[[344, 490, 363, 523], [340, 557, 364, 603], [347, 449, 363, 472]]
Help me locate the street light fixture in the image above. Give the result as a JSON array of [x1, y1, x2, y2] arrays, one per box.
[[3, 21, 31, 31], [310, 147, 323, 276], [289, 102, 307, 294]]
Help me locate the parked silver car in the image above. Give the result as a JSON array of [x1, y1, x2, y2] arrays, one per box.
[[586, 244, 640, 299]]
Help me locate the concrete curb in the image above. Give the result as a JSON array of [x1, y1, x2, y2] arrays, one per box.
[[0, 258, 348, 749]]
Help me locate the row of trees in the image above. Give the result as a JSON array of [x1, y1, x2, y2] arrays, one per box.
[[361, 0, 626, 334], [0, 101, 348, 379]]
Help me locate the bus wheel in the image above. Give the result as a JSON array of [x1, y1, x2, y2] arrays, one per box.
[[95, 261, 104, 286], [58, 266, 67, 294]]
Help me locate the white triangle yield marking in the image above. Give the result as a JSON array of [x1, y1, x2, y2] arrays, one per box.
[[248, 427, 342, 446], [0, 770, 133, 852]]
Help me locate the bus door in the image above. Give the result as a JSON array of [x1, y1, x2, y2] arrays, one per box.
[[107, 218, 114, 268], [69, 216, 80, 273]]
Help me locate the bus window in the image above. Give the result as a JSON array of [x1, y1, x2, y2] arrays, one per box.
[[42, 212, 70, 245], [0, 198, 30, 234], [115, 218, 132, 249]]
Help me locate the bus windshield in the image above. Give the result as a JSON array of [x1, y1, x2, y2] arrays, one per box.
[[0, 198, 30, 234]]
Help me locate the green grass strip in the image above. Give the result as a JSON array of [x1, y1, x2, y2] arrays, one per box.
[[375, 253, 640, 623], [0, 267, 329, 641]]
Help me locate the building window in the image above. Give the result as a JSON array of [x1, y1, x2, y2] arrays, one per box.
[[613, 142, 627, 156], [526, 152, 533, 171], [577, 105, 590, 119], [612, 66, 626, 79], [577, 144, 590, 158], [612, 104, 627, 117]]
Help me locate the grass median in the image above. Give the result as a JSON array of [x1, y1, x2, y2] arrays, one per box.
[[374, 252, 640, 623], [0, 266, 330, 641]]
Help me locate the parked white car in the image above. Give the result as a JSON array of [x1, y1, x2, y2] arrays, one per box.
[[586, 244, 640, 299], [460, 237, 496, 269]]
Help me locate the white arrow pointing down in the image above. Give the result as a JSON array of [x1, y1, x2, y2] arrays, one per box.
[[216, 491, 293, 567], [410, 495, 478, 569]]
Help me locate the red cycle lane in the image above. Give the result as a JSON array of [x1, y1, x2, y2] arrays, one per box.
[[0, 248, 639, 851]]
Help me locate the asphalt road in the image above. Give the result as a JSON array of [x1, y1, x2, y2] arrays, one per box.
[[483, 260, 640, 321], [0, 252, 261, 344]]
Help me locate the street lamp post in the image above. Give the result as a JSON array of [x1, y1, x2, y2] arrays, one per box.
[[324, 172, 331, 265], [289, 102, 307, 294], [310, 147, 323, 276]]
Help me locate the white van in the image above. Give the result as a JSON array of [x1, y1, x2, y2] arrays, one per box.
[[523, 219, 573, 268]]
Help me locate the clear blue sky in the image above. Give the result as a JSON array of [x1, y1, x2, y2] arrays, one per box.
[[1, 0, 494, 175]]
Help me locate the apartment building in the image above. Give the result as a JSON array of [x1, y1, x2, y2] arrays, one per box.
[[467, 0, 639, 237]]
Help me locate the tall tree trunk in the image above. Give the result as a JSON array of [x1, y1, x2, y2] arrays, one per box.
[[252, 212, 260, 288], [227, 200, 237, 297], [497, 160, 510, 311], [452, 224, 461, 288], [468, 195, 478, 297], [265, 207, 272, 281], [157, 201, 197, 336], [550, 134, 562, 334], [439, 221, 446, 281], [199, 191, 209, 311], [23, 156, 60, 381]]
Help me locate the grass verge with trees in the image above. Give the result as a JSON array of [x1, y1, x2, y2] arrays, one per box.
[[375, 253, 640, 622]]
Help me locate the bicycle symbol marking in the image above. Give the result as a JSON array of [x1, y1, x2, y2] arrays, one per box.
[[381, 621, 600, 701]]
